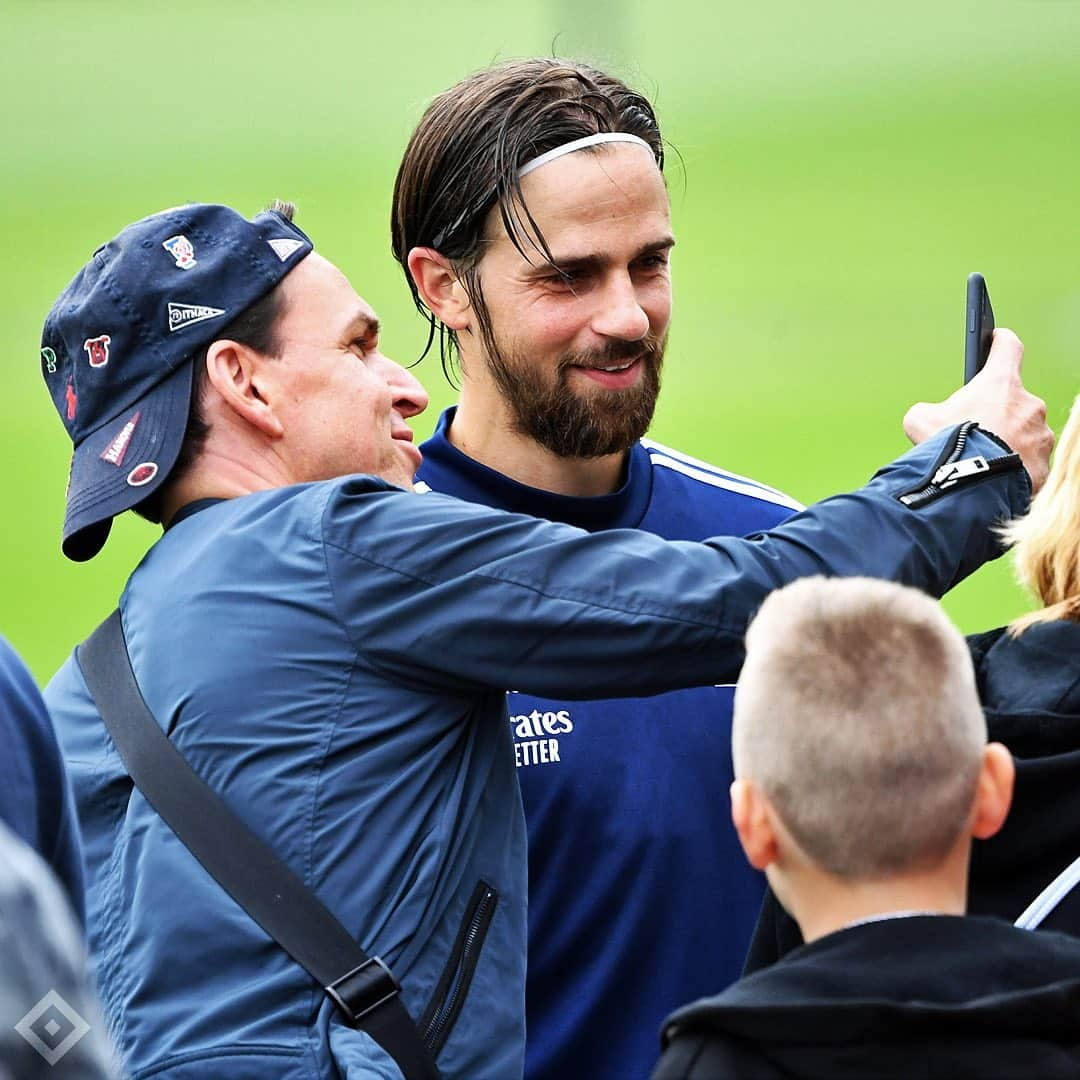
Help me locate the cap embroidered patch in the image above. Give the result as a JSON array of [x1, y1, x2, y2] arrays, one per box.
[[162, 234, 197, 270], [167, 302, 226, 333], [126, 461, 158, 487], [83, 334, 111, 368], [268, 238, 304, 262], [99, 411, 141, 467], [41, 346, 58, 374], [65, 378, 77, 421]]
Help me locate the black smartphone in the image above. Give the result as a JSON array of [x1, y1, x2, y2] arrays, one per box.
[[964, 272, 995, 383]]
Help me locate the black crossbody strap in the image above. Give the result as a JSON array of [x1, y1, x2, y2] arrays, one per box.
[[77, 610, 439, 1080]]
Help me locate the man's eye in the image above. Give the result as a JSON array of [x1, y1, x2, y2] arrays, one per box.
[[352, 337, 377, 355], [636, 254, 669, 271], [545, 270, 582, 289]]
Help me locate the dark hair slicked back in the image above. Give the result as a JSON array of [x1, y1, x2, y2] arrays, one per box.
[[391, 58, 665, 379]]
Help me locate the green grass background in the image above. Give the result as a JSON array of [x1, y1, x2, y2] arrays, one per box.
[[3, 1, 1078, 682]]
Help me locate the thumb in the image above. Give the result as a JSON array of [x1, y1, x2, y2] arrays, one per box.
[[979, 327, 1024, 381]]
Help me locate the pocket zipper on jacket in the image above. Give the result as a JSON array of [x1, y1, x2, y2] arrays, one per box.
[[420, 882, 498, 1058], [898, 421, 1022, 509]]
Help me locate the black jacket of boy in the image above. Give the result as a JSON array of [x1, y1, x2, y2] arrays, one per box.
[[654, 915, 1080, 1079]]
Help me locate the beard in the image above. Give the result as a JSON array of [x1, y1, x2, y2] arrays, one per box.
[[485, 330, 666, 459]]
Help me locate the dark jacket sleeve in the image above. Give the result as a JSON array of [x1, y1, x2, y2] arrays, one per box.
[[323, 425, 1029, 697], [0, 636, 86, 924]]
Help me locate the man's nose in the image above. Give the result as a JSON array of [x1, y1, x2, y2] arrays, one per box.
[[590, 273, 650, 341], [375, 352, 429, 418]]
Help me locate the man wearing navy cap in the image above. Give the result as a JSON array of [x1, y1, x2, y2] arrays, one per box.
[[42, 199, 1048, 1079]]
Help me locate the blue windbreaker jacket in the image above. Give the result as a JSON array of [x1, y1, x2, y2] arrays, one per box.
[[46, 424, 1026, 1079]]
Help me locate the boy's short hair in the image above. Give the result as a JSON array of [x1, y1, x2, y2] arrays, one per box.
[[733, 577, 986, 878]]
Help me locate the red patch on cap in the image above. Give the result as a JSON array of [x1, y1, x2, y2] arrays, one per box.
[[65, 378, 77, 421], [126, 462, 159, 487], [83, 334, 111, 368]]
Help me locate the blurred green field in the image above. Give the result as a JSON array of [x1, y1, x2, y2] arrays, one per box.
[[3, 1, 1078, 682]]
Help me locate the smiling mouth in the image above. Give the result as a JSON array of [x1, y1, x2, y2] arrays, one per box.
[[567, 355, 644, 387], [395, 438, 423, 468], [569, 351, 644, 372]]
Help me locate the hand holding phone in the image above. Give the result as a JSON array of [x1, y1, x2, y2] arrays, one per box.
[[964, 272, 995, 384]]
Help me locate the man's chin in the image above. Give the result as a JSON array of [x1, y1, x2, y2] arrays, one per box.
[[371, 462, 420, 491], [488, 342, 662, 458], [532, 405, 656, 459]]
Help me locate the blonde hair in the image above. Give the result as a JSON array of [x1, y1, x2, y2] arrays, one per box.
[[1002, 393, 1080, 634], [733, 577, 986, 879]]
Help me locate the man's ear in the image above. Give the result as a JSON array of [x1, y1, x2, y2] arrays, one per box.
[[203, 341, 284, 439], [406, 247, 472, 331], [971, 742, 1015, 841], [730, 778, 780, 871]]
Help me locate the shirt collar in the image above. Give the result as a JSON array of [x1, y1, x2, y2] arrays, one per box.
[[418, 407, 653, 532], [165, 498, 227, 530]]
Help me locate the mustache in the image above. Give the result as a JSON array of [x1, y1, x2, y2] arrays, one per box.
[[558, 334, 666, 371]]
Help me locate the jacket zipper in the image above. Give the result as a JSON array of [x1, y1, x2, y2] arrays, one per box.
[[898, 422, 1022, 509], [420, 881, 498, 1058]]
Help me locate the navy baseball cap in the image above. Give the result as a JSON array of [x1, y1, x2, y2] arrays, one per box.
[[41, 203, 313, 561]]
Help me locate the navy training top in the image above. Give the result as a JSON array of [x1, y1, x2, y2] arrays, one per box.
[[418, 408, 803, 1079]]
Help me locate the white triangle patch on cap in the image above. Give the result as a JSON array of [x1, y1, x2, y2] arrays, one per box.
[[268, 238, 304, 262], [167, 302, 226, 333]]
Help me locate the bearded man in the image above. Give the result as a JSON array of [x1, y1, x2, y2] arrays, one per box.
[[392, 58, 917, 1079]]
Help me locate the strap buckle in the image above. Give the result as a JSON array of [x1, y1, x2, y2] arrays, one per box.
[[326, 956, 400, 1025]]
